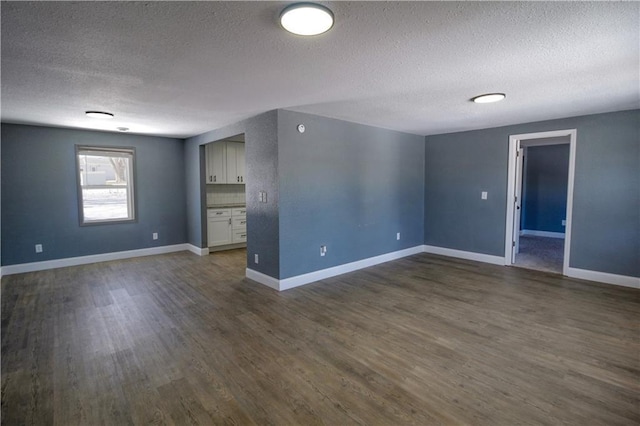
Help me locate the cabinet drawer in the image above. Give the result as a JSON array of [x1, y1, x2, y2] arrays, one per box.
[[232, 229, 247, 243], [232, 217, 247, 229], [232, 207, 246, 217], [207, 208, 231, 218]]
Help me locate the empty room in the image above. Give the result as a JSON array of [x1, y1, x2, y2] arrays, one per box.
[[1, 2, 638, 425]]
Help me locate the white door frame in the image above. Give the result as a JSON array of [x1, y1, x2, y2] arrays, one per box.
[[504, 129, 577, 275]]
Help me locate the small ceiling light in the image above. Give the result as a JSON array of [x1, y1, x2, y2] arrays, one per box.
[[471, 93, 506, 104], [280, 3, 334, 36], [116, 127, 129, 132], [85, 111, 114, 119]]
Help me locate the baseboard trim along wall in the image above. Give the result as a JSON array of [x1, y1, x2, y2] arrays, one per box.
[[4, 242, 636, 291], [422, 245, 505, 266], [245, 268, 280, 291], [246, 246, 425, 291], [187, 244, 210, 256], [520, 230, 565, 239], [566, 267, 640, 289], [1, 244, 192, 276]]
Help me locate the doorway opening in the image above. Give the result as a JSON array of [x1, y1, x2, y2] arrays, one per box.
[[505, 129, 576, 275], [203, 133, 247, 270]]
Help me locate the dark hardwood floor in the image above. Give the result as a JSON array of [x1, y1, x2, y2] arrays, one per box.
[[2, 249, 639, 425]]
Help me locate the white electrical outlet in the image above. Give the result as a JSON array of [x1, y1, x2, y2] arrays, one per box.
[[254, 254, 259, 264], [320, 245, 327, 256], [35, 244, 43, 253], [153, 232, 158, 240], [562, 220, 566, 226], [481, 191, 488, 200], [397, 232, 400, 240]]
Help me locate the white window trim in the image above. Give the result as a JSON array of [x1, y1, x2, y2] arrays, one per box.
[[76, 145, 137, 226]]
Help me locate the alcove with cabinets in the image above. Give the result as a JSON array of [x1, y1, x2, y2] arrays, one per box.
[[204, 134, 246, 250]]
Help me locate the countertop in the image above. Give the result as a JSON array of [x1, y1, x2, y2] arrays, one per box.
[[207, 204, 246, 209]]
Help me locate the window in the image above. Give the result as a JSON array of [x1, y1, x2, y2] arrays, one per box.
[[76, 146, 136, 225]]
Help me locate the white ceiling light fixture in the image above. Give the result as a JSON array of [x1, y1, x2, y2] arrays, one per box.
[[471, 93, 506, 104], [85, 111, 114, 119], [280, 3, 334, 36]]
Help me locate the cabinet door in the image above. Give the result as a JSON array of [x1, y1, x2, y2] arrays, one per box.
[[208, 143, 226, 184], [205, 144, 213, 183], [236, 143, 245, 183], [207, 217, 232, 246], [225, 142, 239, 183]]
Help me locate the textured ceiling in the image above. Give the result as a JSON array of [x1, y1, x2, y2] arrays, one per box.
[[1, 1, 638, 138]]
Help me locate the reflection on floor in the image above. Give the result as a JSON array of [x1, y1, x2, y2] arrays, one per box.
[[515, 235, 564, 274]]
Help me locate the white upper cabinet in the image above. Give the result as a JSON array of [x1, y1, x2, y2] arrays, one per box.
[[206, 141, 245, 184], [206, 142, 227, 184], [226, 142, 245, 184]]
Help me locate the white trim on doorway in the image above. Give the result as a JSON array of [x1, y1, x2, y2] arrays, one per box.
[[505, 129, 577, 276]]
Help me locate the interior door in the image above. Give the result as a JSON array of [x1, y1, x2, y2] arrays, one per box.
[[512, 144, 524, 263]]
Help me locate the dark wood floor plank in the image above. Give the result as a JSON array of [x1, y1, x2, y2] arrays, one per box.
[[2, 249, 639, 425]]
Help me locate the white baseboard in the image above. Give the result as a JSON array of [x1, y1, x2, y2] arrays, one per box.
[[520, 230, 565, 239], [187, 244, 209, 256], [566, 267, 640, 289], [245, 268, 280, 290], [422, 245, 505, 266], [1, 244, 191, 276], [245, 246, 424, 291]]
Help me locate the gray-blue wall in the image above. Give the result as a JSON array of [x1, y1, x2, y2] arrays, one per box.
[[425, 109, 639, 278], [1, 124, 186, 266], [522, 144, 569, 233], [184, 111, 280, 279], [278, 110, 425, 279]]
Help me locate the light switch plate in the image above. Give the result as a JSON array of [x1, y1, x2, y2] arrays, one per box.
[[481, 191, 488, 200]]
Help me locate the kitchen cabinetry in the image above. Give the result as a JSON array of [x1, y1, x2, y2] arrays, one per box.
[[226, 142, 246, 183], [205, 142, 245, 184], [207, 208, 232, 246], [231, 207, 247, 243], [207, 207, 246, 248], [206, 142, 226, 184]]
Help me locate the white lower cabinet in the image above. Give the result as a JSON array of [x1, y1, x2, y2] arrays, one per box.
[[207, 207, 246, 248], [231, 208, 247, 243], [207, 209, 232, 247]]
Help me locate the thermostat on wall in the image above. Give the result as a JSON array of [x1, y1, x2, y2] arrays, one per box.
[[297, 124, 305, 133]]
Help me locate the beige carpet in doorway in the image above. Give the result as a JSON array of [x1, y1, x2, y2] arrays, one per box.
[[514, 235, 564, 274]]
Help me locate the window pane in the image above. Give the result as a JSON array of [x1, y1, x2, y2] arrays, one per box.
[[77, 146, 135, 224], [82, 187, 129, 221]]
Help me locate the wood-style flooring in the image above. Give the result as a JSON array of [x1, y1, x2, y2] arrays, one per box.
[[2, 249, 639, 425]]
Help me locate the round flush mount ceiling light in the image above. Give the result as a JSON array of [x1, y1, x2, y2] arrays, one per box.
[[85, 111, 114, 119], [471, 93, 506, 104], [116, 127, 129, 132], [280, 3, 334, 36]]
